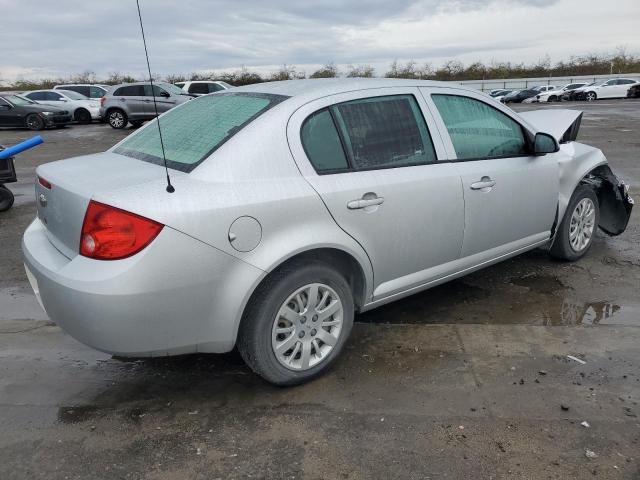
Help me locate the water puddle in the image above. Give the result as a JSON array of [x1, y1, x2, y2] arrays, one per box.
[[356, 274, 639, 326]]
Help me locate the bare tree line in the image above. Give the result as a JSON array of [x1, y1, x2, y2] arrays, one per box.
[[2, 48, 639, 91]]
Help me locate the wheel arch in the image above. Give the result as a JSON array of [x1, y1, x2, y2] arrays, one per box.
[[555, 147, 632, 242], [231, 245, 372, 349], [74, 107, 89, 119]]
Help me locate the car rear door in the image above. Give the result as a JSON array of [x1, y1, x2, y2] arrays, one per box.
[[423, 87, 558, 260], [114, 85, 146, 118], [612, 79, 636, 98], [287, 88, 465, 301]]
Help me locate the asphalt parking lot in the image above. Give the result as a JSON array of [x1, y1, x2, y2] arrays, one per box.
[[1, 100, 639, 480]]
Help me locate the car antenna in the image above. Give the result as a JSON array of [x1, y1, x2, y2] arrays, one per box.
[[135, 0, 174, 193]]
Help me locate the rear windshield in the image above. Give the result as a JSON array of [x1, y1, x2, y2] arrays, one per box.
[[114, 92, 287, 172]]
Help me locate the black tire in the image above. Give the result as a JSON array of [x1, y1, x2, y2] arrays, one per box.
[[130, 121, 144, 128], [548, 95, 557, 102], [74, 108, 92, 124], [550, 185, 599, 261], [585, 91, 597, 102], [25, 113, 45, 131], [107, 109, 128, 129], [238, 260, 355, 386], [0, 185, 14, 212]]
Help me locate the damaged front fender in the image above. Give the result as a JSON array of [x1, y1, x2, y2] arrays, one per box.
[[581, 165, 634, 235]]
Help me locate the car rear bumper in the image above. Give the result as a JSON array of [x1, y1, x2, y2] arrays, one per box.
[[22, 218, 265, 356]]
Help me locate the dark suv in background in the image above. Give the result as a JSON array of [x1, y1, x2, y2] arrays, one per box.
[[99, 82, 193, 129]]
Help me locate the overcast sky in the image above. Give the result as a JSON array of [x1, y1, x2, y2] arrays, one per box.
[[1, 0, 638, 82]]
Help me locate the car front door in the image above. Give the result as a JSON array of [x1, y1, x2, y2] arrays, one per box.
[[597, 80, 617, 98], [424, 88, 558, 260], [43, 91, 68, 108], [0, 98, 19, 126], [144, 85, 177, 115], [288, 88, 465, 301]]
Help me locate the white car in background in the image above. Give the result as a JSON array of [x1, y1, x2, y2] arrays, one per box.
[[23, 89, 101, 124], [174, 80, 232, 96], [581, 78, 640, 101], [536, 83, 589, 102]]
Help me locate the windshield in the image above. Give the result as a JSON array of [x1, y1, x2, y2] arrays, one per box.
[[59, 90, 89, 100], [160, 82, 189, 95], [114, 92, 288, 172], [3, 94, 36, 106]]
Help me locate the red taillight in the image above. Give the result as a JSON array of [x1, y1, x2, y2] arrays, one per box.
[[38, 176, 52, 189], [79, 200, 163, 260], [100, 97, 106, 107]]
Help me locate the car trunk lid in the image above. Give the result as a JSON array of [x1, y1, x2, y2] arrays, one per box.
[[35, 152, 180, 259]]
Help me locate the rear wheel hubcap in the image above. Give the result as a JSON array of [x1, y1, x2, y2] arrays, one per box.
[[110, 112, 124, 127], [272, 283, 343, 371]]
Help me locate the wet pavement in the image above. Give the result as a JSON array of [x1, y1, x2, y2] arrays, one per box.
[[1, 101, 639, 479]]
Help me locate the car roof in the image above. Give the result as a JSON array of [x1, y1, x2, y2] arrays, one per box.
[[231, 78, 464, 103], [55, 84, 108, 87]]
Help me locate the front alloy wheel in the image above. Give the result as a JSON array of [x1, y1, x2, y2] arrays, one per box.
[[569, 198, 596, 253], [585, 92, 597, 102], [272, 283, 343, 371], [550, 185, 599, 261]]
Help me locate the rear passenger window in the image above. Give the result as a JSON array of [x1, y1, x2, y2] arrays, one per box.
[[188, 83, 209, 94], [115, 86, 143, 96], [301, 109, 349, 173], [89, 87, 105, 98], [432, 94, 526, 160], [333, 95, 436, 170]]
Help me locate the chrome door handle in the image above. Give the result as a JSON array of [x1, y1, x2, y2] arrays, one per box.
[[470, 176, 496, 190], [347, 196, 384, 210]]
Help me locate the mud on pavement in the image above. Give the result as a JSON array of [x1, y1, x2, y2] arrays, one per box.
[[1, 101, 639, 479]]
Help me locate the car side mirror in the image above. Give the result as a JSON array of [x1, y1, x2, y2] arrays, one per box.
[[160, 91, 170, 98], [534, 132, 559, 155]]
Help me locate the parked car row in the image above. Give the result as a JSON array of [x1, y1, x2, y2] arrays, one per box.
[[487, 78, 640, 105], [0, 80, 234, 131], [524, 78, 639, 103]]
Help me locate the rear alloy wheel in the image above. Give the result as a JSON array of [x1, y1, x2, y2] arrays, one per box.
[[585, 92, 597, 102], [25, 113, 45, 131], [108, 109, 127, 129], [74, 108, 91, 124], [238, 261, 354, 386], [0, 185, 14, 212], [550, 185, 599, 261]]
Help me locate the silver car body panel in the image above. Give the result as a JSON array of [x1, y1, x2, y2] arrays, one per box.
[[23, 78, 632, 356]]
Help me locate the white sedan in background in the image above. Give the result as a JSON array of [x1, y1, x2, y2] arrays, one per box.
[[23, 89, 101, 124], [535, 82, 589, 102], [174, 80, 232, 96], [581, 78, 640, 101]]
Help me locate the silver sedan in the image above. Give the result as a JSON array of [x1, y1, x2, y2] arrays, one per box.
[[23, 79, 633, 385]]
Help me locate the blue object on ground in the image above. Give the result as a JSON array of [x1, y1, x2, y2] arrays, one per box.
[[0, 135, 44, 160]]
